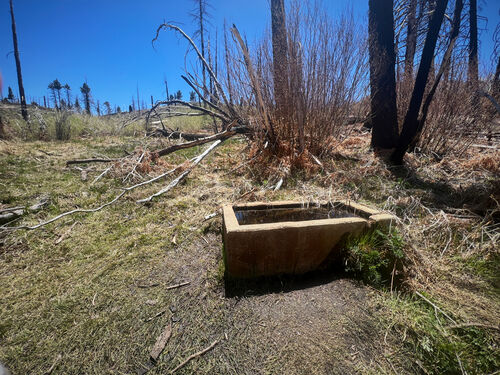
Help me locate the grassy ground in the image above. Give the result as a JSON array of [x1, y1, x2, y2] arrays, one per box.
[[0, 109, 499, 374]]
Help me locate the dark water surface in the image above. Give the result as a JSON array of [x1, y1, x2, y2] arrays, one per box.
[[234, 206, 357, 225]]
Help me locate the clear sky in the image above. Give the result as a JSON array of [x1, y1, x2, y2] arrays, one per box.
[[0, 0, 498, 112]]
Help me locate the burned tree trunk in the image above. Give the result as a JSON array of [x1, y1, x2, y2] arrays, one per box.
[[411, 0, 464, 148], [9, 0, 28, 122], [404, 0, 418, 79], [391, 0, 448, 164], [271, 0, 289, 116], [468, 0, 479, 110], [368, 0, 399, 149]]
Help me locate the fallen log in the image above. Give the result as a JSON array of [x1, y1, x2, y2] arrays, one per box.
[[147, 127, 212, 141], [155, 128, 237, 157]]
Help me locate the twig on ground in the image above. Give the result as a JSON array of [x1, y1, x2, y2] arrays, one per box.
[[415, 291, 457, 324], [55, 221, 78, 244], [137, 283, 160, 289], [165, 281, 190, 290], [44, 354, 62, 375], [145, 310, 167, 323], [92, 165, 113, 185], [203, 213, 217, 221], [170, 340, 219, 374], [66, 158, 118, 166], [123, 151, 145, 183]]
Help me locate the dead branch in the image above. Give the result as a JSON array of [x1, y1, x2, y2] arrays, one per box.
[[180, 74, 231, 119], [138, 140, 223, 203], [165, 281, 190, 290], [170, 340, 219, 374], [147, 128, 212, 141], [92, 166, 113, 185], [230, 25, 272, 137], [146, 100, 229, 127], [415, 291, 457, 324], [0, 197, 49, 225], [153, 23, 232, 112], [155, 128, 236, 157], [123, 151, 145, 183], [1, 191, 127, 231], [150, 322, 172, 361], [66, 158, 118, 166], [145, 310, 167, 323]]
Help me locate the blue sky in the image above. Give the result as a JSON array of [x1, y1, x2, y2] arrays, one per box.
[[0, 0, 499, 112]]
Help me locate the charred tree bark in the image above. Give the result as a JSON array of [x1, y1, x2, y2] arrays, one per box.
[[391, 0, 448, 164], [9, 0, 28, 121], [198, 0, 208, 100], [368, 0, 399, 149], [493, 55, 500, 98], [271, 0, 289, 116], [411, 0, 464, 148], [468, 0, 479, 109], [404, 0, 418, 78]]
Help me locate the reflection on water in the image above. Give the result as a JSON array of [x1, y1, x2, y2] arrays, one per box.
[[234, 206, 357, 225]]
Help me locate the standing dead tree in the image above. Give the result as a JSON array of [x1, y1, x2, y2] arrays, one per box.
[[9, 0, 28, 121]]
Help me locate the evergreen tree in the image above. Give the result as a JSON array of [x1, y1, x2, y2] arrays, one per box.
[[175, 90, 182, 100], [190, 91, 196, 102], [116, 106, 121, 113], [74, 98, 81, 112], [7, 86, 15, 102]]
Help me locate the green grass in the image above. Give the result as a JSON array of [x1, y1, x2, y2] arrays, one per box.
[[379, 292, 500, 374], [0, 113, 498, 374], [342, 228, 406, 287]]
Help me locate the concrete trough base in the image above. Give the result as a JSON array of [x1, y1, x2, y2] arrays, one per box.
[[222, 200, 395, 278]]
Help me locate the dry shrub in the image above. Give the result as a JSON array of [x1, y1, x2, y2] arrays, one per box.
[[464, 152, 500, 174], [229, 1, 367, 178]]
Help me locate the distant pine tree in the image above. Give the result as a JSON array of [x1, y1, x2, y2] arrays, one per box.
[[80, 83, 91, 115], [74, 97, 81, 112], [7, 86, 15, 102]]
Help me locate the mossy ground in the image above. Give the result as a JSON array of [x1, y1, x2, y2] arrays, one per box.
[[0, 109, 498, 374]]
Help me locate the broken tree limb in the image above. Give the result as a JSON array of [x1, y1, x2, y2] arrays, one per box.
[[0, 191, 127, 231], [180, 74, 231, 119], [170, 340, 219, 374], [0, 197, 49, 225], [150, 322, 172, 361], [123, 151, 145, 183], [147, 128, 212, 141], [153, 23, 233, 114], [92, 165, 113, 185], [66, 158, 118, 166], [146, 100, 229, 128], [155, 128, 236, 157], [138, 140, 223, 203]]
